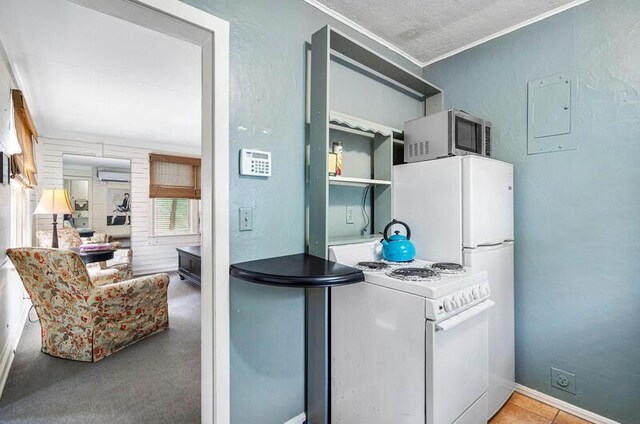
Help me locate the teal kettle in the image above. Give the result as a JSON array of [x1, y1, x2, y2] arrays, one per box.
[[381, 219, 416, 262]]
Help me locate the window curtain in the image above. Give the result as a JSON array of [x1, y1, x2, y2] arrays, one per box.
[[11, 89, 38, 188], [149, 154, 201, 199]]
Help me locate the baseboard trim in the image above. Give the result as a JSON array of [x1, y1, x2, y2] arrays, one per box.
[[283, 412, 306, 424], [515, 384, 620, 424], [0, 300, 31, 399]]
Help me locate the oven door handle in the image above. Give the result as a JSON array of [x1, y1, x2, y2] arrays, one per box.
[[435, 300, 495, 332]]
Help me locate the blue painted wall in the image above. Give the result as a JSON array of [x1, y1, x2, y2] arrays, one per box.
[[179, 1, 423, 422], [423, 1, 640, 422]]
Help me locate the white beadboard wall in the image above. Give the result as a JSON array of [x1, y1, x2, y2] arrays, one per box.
[[0, 40, 31, 398], [35, 137, 201, 275]]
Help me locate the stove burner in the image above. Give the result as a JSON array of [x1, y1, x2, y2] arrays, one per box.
[[386, 267, 441, 282], [431, 262, 466, 275], [355, 261, 390, 272]]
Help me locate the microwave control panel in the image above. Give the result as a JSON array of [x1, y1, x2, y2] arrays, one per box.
[[240, 148, 271, 177]]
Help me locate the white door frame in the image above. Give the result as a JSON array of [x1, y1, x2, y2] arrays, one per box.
[[66, 1, 230, 423]]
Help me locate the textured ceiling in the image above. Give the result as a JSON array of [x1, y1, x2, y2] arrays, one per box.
[[0, 0, 201, 150], [314, 0, 584, 64]]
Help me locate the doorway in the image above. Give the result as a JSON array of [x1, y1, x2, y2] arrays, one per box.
[[68, 2, 230, 422]]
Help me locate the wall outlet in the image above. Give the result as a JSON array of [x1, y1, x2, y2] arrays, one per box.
[[239, 207, 252, 231], [551, 367, 576, 394], [346, 206, 354, 224]]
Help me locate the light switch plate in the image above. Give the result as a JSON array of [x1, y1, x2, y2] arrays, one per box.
[[239, 207, 252, 231]]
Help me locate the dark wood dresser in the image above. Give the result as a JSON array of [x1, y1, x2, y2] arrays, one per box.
[[176, 246, 201, 286]]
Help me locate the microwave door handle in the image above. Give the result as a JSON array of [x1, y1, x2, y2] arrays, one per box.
[[435, 300, 495, 332]]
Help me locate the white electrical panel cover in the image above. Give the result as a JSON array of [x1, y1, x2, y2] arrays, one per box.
[[527, 72, 576, 154], [240, 148, 271, 177]]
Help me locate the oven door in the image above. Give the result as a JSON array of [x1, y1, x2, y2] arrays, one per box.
[[452, 110, 485, 156], [426, 300, 493, 424]]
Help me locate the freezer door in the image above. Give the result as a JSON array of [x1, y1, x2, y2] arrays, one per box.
[[394, 156, 464, 263], [464, 242, 515, 419], [462, 156, 514, 247]]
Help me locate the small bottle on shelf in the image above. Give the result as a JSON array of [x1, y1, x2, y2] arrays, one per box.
[[332, 142, 343, 176]]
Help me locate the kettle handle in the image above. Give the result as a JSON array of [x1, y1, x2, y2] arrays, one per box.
[[383, 219, 411, 242]]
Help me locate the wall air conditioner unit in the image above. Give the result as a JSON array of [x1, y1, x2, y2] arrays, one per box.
[[97, 170, 130, 182]]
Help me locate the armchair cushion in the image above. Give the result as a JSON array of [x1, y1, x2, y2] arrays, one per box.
[[84, 233, 109, 244], [101, 248, 133, 281], [90, 274, 169, 361], [87, 268, 122, 287], [36, 229, 82, 249], [6, 248, 169, 362]]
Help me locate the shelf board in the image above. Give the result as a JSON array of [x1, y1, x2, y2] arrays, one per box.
[[329, 233, 382, 246], [328, 27, 441, 98], [329, 176, 392, 187]]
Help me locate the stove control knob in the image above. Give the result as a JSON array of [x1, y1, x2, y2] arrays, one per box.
[[444, 298, 454, 312], [464, 292, 474, 303], [457, 295, 466, 306], [472, 287, 481, 299], [481, 286, 490, 297]]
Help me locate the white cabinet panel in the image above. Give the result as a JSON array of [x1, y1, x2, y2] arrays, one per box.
[[331, 283, 426, 424]]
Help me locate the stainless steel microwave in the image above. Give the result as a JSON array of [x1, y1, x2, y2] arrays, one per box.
[[404, 109, 492, 163]]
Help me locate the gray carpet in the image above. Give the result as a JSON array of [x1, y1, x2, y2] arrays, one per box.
[[0, 273, 201, 424]]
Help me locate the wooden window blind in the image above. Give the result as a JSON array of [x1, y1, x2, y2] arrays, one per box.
[[149, 154, 201, 199], [11, 90, 38, 188]]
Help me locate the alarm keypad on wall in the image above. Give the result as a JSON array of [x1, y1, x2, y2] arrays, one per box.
[[240, 148, 271, 177]]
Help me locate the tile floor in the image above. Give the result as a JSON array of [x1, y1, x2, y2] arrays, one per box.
[[491, 392, 593, 424]]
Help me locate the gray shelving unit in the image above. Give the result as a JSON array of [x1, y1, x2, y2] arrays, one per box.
[[308, 25, 442, 259], [305, 25, 442, 424]]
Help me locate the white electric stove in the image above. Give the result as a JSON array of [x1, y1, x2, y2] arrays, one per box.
[[329, 241, 493, 424]]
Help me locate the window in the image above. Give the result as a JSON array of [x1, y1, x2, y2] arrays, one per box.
[[10, 179, 31, 247], [153, 198, 198, 235]]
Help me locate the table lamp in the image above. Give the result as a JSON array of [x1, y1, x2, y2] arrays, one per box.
[[33, 188, 73, 248]]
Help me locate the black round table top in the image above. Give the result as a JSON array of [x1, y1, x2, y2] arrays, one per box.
[[68, 248, 115, 264], [230, 253, 363, 288]]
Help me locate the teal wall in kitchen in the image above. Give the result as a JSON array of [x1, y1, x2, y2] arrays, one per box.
[[179, 1, 423, 422], [423, 1, 640, 422]]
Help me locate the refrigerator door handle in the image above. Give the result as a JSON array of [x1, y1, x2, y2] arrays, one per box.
[[476, 242, 503, 247]]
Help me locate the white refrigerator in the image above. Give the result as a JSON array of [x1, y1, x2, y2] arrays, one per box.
[[393, 155, 515, 419]]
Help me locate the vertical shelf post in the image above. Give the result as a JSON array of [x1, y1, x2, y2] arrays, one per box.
[[373, 133, 393, 234], [307, 25, 331, 424], [308, 27, 330, 259]]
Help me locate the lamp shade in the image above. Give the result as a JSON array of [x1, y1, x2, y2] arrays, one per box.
[[33, 188, 73, 215]]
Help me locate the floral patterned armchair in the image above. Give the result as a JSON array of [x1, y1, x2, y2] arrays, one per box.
[[7, 248, 169, 362], [36, 228, 133, 281]]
